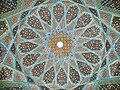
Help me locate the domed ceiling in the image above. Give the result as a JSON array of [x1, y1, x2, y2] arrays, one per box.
[[0, 0, 120, 90]]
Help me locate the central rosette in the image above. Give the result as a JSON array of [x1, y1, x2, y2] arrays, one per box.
[[49, 34, 72, 56]]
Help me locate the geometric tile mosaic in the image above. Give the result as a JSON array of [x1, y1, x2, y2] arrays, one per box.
[[0, 0, 120, 90]]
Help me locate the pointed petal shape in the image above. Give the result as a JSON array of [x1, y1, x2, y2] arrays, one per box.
[[23, 54, 40, 66], [82, 26, 100, 37], [66, 5, 79, 24], [82, 52, 100, 64], [27, 16, 43, 29], [43, 67, 55, 83], [0, 0, 17, 14], [53, 3, 64, 22], [84, 40, 103, 50], [32, 62, 45, 77], [20, 28, 38, 39], [19, 42, 38, 53], [39, 7, 51, 25], [77, 61, 92, 76], [76, 13, 92, 28], [57, 68, 67, 86], [69, 66, 80, 83]]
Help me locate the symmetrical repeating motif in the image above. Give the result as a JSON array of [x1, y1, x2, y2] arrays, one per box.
[[0, 0, 120, 90]]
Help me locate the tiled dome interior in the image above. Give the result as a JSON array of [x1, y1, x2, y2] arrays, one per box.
[[0, 0, 120, 90]]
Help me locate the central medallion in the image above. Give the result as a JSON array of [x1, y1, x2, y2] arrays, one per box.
[[49, 34, 72, 56], [57, 41, 64, 48]]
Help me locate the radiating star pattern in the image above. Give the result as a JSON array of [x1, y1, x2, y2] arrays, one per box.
[[0, 0, 120, 90]]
